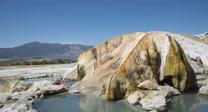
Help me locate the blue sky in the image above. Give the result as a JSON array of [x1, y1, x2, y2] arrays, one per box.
[[0, 0, 208, 48]]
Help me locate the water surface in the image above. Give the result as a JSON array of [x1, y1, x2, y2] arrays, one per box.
[[25, 77, 56, 83], [168, 93, 208, 112], [34, 93, 208, 112], [34, 94, 137, 112]]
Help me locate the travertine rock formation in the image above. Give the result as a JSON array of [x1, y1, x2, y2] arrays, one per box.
[[66, 32, 196, 100], [196, 32, 208, 42]]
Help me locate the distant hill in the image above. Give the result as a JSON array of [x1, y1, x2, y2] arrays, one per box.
[[0, 42, 92, 60]]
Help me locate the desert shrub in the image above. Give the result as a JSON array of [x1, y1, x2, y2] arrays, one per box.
[[13, 83, 32, 92], [16, 76, 25, 80], [2, 83, 10, 93], [23, 61, 30, 65], [31, 61, 38, 65]]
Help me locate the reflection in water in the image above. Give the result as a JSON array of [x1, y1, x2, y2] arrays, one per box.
[[34, 93, 208, 112], [168, 94, 208, 112], [34, 94, 83, 112], [79, 95, 136, 112], [34, 94, 137, 112]]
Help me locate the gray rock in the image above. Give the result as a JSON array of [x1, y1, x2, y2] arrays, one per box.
[[158, 85, 181, 96], [197, 77, 208, 88], [127, 91, 145, 105], [196, 74, 208, 80], [16, 104, 27, 112], [140, 91, 167, 111], [198, 80, 207, 88], [0, 93, 11, 103], [199, 86, 208, 95], [138, 80, 158, 90], [139, 86, 181, 111], [188, 56, 206, 74]]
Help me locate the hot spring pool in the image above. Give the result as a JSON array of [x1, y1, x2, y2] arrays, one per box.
[[33, 93, 208, 112]]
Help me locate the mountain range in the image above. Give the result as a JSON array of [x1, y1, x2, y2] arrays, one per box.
[[0, 42, 92, 60]]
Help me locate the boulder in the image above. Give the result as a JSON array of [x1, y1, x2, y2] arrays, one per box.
[[52, 79, 62, 85], [62, 65, 81, 81], [197, 78, 208, 88], [140, 91, 167, 111], [158, 85, 181, 96], [40, 85, 68, 97], [138, 80, 158, 90], [127, 91, 145, 105], [31, 80, 68, 97], [199, 86, 208, 95], [139, 85, 181, 111], [33, 80, 52, 89], [195, 56, 204, 66], [65, 32, 196, 100], [189, 56, 206, 74]]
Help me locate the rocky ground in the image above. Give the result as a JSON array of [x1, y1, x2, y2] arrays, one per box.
[[0, 80, 68, 112], [0, 64, 75, 78], [0, 64, 75, 112]]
